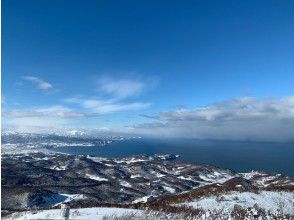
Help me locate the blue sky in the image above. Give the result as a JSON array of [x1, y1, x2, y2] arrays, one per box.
[[2, 0, 294, 140]]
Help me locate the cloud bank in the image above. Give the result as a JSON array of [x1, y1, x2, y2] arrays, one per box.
[[2, 106, 94, 131], [4, 96, 294, 142], [132, 96, 294, 142]]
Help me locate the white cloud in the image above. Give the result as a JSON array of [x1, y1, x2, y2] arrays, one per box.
[[2, 105, 97, 132], [64, 76, 154, 114], [5, 96, 294, 142], [91, 102, 150, 114], [97, 77, 145, 99], [63, 75, 153, 114], [131, 96, 294, 142], [22, 76, 53, 91], [4, 106, 90, 119], [66, 98, 150, 114]]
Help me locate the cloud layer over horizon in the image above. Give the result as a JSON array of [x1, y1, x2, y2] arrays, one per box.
[[130, 96, 294, 142], [3, 96, 294, 142]]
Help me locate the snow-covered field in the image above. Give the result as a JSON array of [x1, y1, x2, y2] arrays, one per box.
[[182, 191, 294, 215], [5, 207, 144, 220]]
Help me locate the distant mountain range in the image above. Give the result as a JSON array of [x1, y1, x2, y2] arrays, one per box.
[[1, 131, 141, 154]]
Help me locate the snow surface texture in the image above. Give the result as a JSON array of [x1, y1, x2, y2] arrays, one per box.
[[6, 207, 143, 220], [183, 191, 294, 215], [5, 205, 294, 220]]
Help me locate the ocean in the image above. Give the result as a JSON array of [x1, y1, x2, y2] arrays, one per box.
[[51, 138, 294, 176]]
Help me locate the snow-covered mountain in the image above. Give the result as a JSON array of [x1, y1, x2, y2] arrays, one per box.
[[1, 132, 126, 154], [1, 132, 293, 219], [2, 152, 293, 219]]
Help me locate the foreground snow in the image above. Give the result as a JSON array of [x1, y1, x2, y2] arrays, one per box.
[[182, 191, 294, 215], [5, 191, 294, 220], [5, 207, 144, 220]]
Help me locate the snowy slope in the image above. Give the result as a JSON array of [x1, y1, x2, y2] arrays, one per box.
[[182, 191, 294, 215], [5, 207, 144, 220]]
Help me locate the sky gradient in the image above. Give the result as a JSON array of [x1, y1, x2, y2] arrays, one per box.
[[2, 0, 294, 141]]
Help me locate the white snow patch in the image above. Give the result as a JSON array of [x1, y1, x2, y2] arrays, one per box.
[[115, 158, 147, 164], [198, 172, 232, 184], [120, 181, 132, 188], [178, 176, 194, 181], [85, 174, 108, 181], [130, 174, 142, 178], [86, 156, 108, 163], [163, 186, 176, 193], [51, 165, 67, 170], [53, 194, 86, 206], [155, 173, 166, 178], [182, 191, 294, 215], [132, 195, 152, 203], [241, 171, 266, 179], [255, 175, 281, 186]]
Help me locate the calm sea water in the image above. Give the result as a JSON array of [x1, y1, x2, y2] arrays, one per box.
[[51, 138, 294, 176]]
